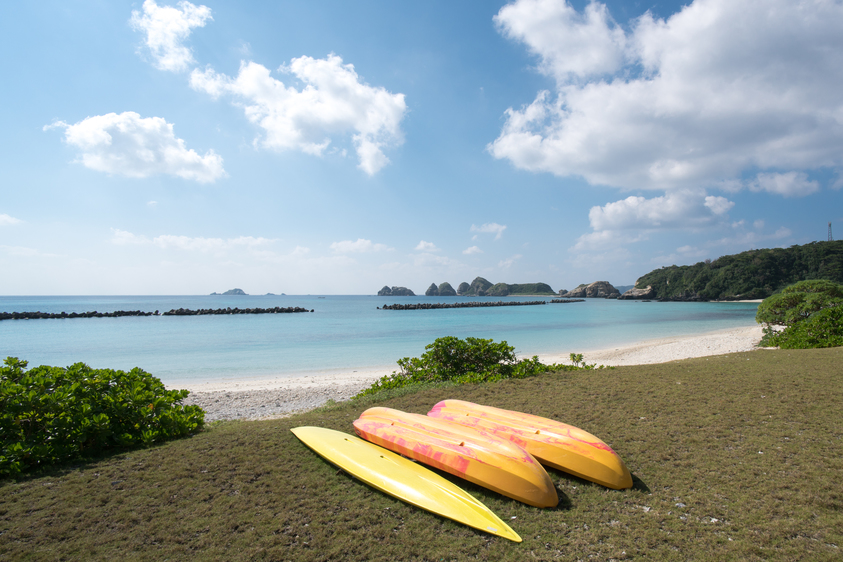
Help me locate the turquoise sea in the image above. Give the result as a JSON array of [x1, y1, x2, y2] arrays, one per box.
[[0, 295, 760, 386]]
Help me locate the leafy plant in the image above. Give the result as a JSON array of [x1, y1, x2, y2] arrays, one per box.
[[760, 306, 843, 349], [756, 279, 843, 348], [1, 357, 205, 477], [356, 336, 604, 397], [756, 279, 843, 326]]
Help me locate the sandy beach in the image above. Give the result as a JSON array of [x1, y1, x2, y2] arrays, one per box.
[[180, 324, 766, 422]]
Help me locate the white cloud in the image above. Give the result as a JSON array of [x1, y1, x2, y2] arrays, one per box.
[[331, 238, 393, 253], [0, 214, 23, 226], [111, 229, 274, 252], [572, 190, 732, 252], [414, 240, 438, 252], [463, 245, 483, 255], [190, 54, 407, 175], [490, 0, 843, 191], [588, 189, 733, 231], [152, 235, 271, 252], [47, 112, 225, 182], [711, 226, 792, 248], [495, 0, 626, 82], [470, 222, 507, 240], [413, 253, 458, 267], [130, 0, 212, 72], [570, 229, 649, 252], [111, 228, 149, 245], [748, 172, 820, 197], [754, 219, 765, 230], [0, 245, 60, 258], [498, 254, 522, 269], [147, 200, 158, 207]]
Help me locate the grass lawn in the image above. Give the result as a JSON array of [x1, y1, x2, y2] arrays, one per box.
[[1, 348, 841, 561]]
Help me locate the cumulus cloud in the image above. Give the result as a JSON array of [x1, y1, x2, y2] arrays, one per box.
[[47, 112, 225, 182], [573, 189, 733, 251], [470, 223, 507, 240], [588, 189, 733, 231], [414, 240, 438, 252], [463, 245, 483, 255], [490, 0, 843, 191], [130, 0, 212, 72], [0, 214, 23, 226], [495, 0, 626, 82], [190, 54, 407, 175], [748, 172, 820, 197], [330, 238, 393, 253]]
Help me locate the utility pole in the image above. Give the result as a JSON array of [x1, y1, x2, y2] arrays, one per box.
[[830, 222, 834, 242]]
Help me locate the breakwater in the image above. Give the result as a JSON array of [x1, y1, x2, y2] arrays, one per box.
[[550, 299, 585, 303], [379, 300, 549, 310], [0, 306, 312, 321], [162, 307, 312, 316]]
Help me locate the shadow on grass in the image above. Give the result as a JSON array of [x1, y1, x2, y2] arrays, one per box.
[[0, 440, 181, 487], [546, 467, 650, 495], [630, 474, 651, 493]]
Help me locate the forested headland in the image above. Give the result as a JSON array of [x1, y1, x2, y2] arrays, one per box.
[[632, 241, 843, 300]]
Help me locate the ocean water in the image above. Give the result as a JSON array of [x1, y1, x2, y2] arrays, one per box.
[[0, 295, 760, 386]]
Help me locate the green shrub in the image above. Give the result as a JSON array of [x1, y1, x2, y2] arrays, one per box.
[[1, 357, 205, 477], [761, 306, 843, 349], [756, 279, 843, 327], [756, 279, 843, 349], [355, 336, 603, 397]]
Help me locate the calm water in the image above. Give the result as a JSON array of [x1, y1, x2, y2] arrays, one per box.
[[0, 295, 759, 385]]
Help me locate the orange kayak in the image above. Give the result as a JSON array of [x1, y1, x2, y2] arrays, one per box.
[[353, 407, 558, 508], [427, 400, 633, 490]]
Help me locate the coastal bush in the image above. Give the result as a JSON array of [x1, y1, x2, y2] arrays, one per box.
[[757, 279, 843, 348], [356, 336, 603, 397], [0, 357, 205, 477], [760, 306, 843, 349]]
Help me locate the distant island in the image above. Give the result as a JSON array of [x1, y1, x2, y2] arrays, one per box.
[[378, 286, 416, 296], [559, 281, 621, 299], [378, 277, 631, 297], [622, 240, 843, 301], [425, 277, 556, 296], [210, 288, 247, 296]]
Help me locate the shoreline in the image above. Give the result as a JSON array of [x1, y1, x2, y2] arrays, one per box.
[[180, 323, 766, 422]]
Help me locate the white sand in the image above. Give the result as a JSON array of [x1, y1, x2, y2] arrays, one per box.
[[538, 325, 766, 367], [178, 324, 765, 422]]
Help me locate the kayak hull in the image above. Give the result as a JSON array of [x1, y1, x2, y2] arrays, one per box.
[[427, 400, 633, 490], [354, 407, 557, 508], [291, 426, 521, 542]]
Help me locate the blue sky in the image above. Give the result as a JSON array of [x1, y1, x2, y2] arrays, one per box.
[[2, 0, 842, 295]]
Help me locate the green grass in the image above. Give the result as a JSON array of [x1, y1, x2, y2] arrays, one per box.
[[1, 348, 842, 561]]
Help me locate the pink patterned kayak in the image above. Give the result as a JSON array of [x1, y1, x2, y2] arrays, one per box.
[[427, 400, 633, 489], [353, 407, 558, 507]]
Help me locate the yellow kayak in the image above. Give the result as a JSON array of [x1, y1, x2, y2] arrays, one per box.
[[354, 407, 557, 508], [427, 400, 633, 490], [290, 426, 521, 542]]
